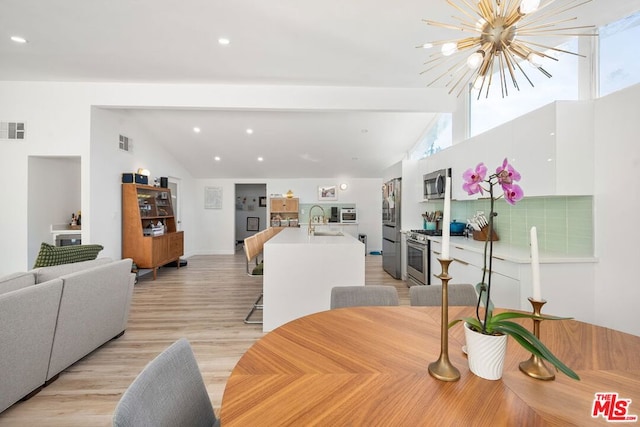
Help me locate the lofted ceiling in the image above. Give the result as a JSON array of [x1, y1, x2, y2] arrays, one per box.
[[2, 0, 638, 178]]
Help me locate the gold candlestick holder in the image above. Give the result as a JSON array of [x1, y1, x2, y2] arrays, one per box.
[[428, 258, 460, 382], [519, 297, 555, 380]]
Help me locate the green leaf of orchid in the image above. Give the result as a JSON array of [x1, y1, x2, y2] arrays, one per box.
[[491, 311, 573, 323], [493, 320, 580, 380]]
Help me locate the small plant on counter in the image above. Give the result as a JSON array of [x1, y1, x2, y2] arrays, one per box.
[[449, 158, 579, 380]]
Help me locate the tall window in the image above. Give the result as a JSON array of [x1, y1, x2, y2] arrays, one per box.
[[599, 11, 640, 97], [409, 114, 452, 160], [469, 39, 579, 137]]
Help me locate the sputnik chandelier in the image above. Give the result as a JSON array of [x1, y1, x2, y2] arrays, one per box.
[[420, 0, 594, 98]]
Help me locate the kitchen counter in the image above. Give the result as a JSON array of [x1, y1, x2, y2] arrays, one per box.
[[427, 235, 598, 264], [262, 227, 365, 332]]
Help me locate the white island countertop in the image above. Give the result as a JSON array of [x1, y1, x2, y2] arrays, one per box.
[[262, 227, 365, 332]]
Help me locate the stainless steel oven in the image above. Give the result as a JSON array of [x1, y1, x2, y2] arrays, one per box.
[[406, 232, 430, 286]]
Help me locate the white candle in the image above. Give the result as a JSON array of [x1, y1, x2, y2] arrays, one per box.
[[441, 176, 451, 260], [530, 226, 542, 301]]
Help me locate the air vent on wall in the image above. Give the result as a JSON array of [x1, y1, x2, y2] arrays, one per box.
[[119, 134, 133, 152], [0, 122, 26, 140]]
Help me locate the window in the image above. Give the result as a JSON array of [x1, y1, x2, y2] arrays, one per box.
[[409, 113, 452, 160], [599, 11, 640, 97], [469, 39, 579, 137]]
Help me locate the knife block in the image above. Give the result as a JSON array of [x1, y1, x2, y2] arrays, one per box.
[[473, 226, 499, 241]]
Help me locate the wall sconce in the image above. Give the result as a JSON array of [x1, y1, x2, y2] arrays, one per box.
[[339, 183, 348, 191]]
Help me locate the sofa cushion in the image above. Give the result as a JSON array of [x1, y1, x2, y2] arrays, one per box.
[[33, 242, 104, 268], [32, 257, 113, 284], [0, 272, 36, 295], [0, 278, 63, 413], [46, 259, 134, 380]]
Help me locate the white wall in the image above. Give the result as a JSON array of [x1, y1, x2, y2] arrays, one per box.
[[0, 81, 435, 275], [593, 83, 640, 336]]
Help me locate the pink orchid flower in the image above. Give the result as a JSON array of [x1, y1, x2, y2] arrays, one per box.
[[462, 163, 487, 195], [496, 157, 521, 188], [503, 184, 524, 205]]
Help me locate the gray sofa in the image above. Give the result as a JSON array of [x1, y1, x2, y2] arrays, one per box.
[[0, 258, 135, 414]]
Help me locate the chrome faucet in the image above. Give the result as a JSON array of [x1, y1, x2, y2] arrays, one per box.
[[308, 204, 325, 235]]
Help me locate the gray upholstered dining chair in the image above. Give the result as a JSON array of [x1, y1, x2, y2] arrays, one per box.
[[409, 284, 477, 306], [113, 338, 220, 427], [330, 285, 400, 309]]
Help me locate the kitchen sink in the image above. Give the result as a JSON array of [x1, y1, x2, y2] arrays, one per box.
[[313, 231, 344, 236]]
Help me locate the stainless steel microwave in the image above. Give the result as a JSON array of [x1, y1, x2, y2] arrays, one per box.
[[423, 168, 450, 200]]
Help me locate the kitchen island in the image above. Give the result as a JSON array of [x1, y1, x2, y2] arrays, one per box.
[[262, 227, 365, 332]]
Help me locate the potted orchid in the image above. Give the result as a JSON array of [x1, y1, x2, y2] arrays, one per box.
[[448, 158, 579, 381]]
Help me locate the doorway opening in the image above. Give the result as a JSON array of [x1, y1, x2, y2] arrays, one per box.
[[235, 184, 267, 250]]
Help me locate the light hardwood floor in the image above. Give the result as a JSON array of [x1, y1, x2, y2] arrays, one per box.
[[0, 249, 408, 426]]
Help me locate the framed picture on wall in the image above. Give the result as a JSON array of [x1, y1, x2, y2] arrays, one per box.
[[247, 217, 260, 231], [318, 185, 337, 201], [259, 196, 267, 207]]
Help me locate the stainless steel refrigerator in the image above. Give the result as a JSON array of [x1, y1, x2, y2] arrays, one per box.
[[382, 178, 401, 279]]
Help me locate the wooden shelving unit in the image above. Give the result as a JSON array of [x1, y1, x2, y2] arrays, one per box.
[[122, 184, 184, 280], [269, 197, 299, 227]]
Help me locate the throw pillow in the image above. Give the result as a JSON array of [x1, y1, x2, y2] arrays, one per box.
[[33, 242, 104, 268]]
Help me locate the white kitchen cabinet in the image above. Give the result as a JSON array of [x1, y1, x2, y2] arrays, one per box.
[[429, 236, 597, 322], [447, 243, 521, 310], [425, 100, 595, 199]]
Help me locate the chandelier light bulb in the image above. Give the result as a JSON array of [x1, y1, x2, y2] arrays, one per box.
[[422, 42, 433, 49], [519, 0, 541, 14], [466, 52, 484, 69], [475, 18, 487, 31], [527, 52, 543, 67], [441, 42, 458, 56], [473, 75, 484, 90]]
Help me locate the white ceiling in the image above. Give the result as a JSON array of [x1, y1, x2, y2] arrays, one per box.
[[2, 0, 638, 178]]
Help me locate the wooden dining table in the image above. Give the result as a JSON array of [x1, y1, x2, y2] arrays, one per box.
[[220, 306, 640, 426]]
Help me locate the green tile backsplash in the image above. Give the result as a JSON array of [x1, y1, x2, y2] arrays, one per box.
[[447, 196, 593, 255]]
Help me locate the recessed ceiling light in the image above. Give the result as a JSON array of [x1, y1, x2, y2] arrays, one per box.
[[218, 38, 230, 45], [214, 156, 221, 161], [257, 157, 264, 162], [193, 127, 201, 133], [10, 36, 28, 44], [340, 183, 348, 190], [246, 128, 254, 135]]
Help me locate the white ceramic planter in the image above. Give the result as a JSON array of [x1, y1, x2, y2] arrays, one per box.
[[464, 322, 508, 380]]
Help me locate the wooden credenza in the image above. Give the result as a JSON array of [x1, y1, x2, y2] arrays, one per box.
[[122, 184, 184, 279]]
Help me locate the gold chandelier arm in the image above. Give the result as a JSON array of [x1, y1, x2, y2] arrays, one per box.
[[448, 65, 474, 95], [447, 0, 482, 25], [518, 39, 585, 58], [505, 47, 535, 88], [423, 20, 474, 32], [498, 53, 508, 97], [456, 70, 477, 97], [426, 55, 469, 85], [522, 0, 593, 30], [501, 49, 520, 91]]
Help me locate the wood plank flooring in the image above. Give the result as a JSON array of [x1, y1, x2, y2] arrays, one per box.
[[0, 249, 408, 426]]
